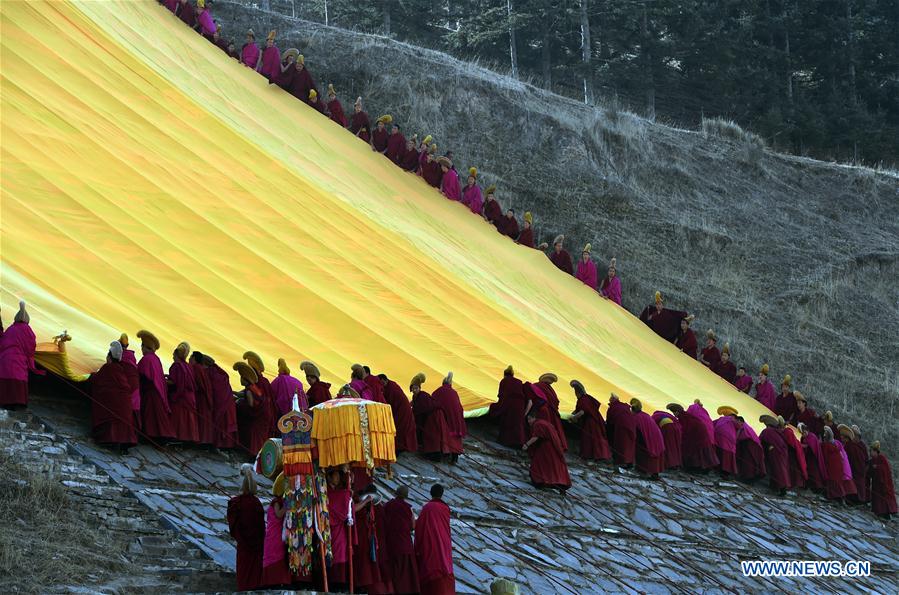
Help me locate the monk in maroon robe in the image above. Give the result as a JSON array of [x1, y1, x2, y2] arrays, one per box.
[[821, 427, 853, 501], [535, 374, 567, 452], [176, 0, 195, 28], [352, 487, 383, 591], [386, 123, 406, 163], [307, 89, 327, 114], [288, 55, 316, 102], [639, 293, 688, 343], [431, 373, 466, 459], [569, 380, 610, 461], [300, 361, 331, 406], [190, 352, 215, 445], [523, 414, 571, 492], [843, 426, 869, 503], [202, 355, 238, 448], [90, 341, 138, 449], [228, 464, 265, 592], [794, 393, 821, 437], [774, 375, 799, 426], [699, 330, 721, 369], [350, 97, 372, 143], [713, 406, 739, 476], [631, 399, 665, 478], [759, 415, 790, 494], [867, 442, 897, 518], [669, 402, 718, 471], [517, 212, 535, 248], [325, 84, 347, 127], [652, 412, 682, 470], [713, 344, 737, 383], [168, 342, 199, 443], [675, 316, 698, 358], [243, 352, 276, 437], [371, 117, 390, 153], [399, 137, 421, 172], [380, 374, 418, 453], [383, 486, 420, 593], [234, 362, 269, 454], [421, 153, 443, 188], [500, 209, 519, 240], [799, 423, 826, 491], [734, 416, 766, 481], [606, 395, 637, 467], [483, 186, 503, 230], [547, 235, 573, 274], [780, 419, 807, 489], [488, 366, 528, 449], [414, 484, 455, 595], [410, 373, 450, 458], [137, 330, 175, 441]]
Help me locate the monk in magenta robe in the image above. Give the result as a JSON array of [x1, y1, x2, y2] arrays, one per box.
[[461, 169, 483, 214], [177, 0, 196, 28], [483, 186, 503, 229], [203, 355, 238, 448], [163, 0, 179, 14], [241, 30, 261, 70], [410, 374, 450, 458], [652, 411, 683, 470], [288, 56, 316, 103], [197, 1, 216, 39], [534, 374, 567, 452], [713, 344, 737, 383], [350, 97, 371, 143], [569, 380, 610, 461], [843, 426, 869, 503], [639, 292, 688, 343], [754, 364, 776, 410], [867, 442, 897, 518], [119, 335, 142, 430], [270, 359, 306, 415], [821, 427, 856, 501], [439, 158, 461, 201], [575, 245, 598, 290], [799, 423, 826, 491], [168, 342, 199, 443], [234, 362, 270, 454], [262, 481, 291, 588], [547, 235, 573, 274], [488, 366, 528, 449], [713, 408, 738, 476], [734, 416, 766, 480], [137, 331, 175, 441], [732, 368, 751, 394], [326, 84, 347, 127], [780, 420, 807, 489], [90, 340, 138, 449], [669, 402, 719, 471], [432, 373, 466, 458], [598, 258, 621, 305], [0, 302, 36, 408], [259, 31, 281, 83], [244, 353, 276, 436], [380, 374, 418, 453], [414, 484, 455, 595], [326, 471, 351, 587], [699, 330, 721, 369], [190, 352, 215, 445], [517, 212, 535, 248], [774, 376, 799, 425], [759, 415, 790, 494], [371, 117, 390, 153], [794, 393, 821, 436], [228, 465, 265, 592], [631, 399, 665, 478], [352, 488, 383, 591], [400, 137, 420, 172], [361, 365, 387, 404], [383, 486, 420, 594], [606, 395, 636, 466], [523, 413, 571, 491], [301, 361, 331, 407], [675, 316, 698, 358], [386, 123, 406, 163]]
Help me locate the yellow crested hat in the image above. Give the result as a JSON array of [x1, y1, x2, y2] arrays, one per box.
[[469, 167, 477, 178], [243, 351, 265, 374], [524, 212, 533, 225], [278, 358, 290, 375], [654, 291, 663, 305], [717, 405, 738, 417]]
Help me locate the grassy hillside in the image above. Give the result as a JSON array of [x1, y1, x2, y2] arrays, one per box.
[[212, 2, 898, 461]]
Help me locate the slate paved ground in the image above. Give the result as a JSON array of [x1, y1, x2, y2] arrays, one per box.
[[21, 382, 899, 594]]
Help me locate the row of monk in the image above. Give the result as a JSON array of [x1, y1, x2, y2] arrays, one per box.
[[227, 463, 456, 594], [0, 301, 895, 518]]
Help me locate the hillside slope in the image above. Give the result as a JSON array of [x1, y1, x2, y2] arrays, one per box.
[[217, 0, 899, 460]]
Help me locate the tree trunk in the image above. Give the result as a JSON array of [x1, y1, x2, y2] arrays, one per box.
[[384, 0, 392, 37], [580, 0, 593, 104], [324, 0, 329, 26], [541, 23, 552, 89], [508, 0, 519, 79], [784, 1, 793, 104], [642, 2, 655, 119], [846, 0, 856, 105]]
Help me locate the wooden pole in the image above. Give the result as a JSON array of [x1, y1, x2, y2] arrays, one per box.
[[348, 470, 354, 593]]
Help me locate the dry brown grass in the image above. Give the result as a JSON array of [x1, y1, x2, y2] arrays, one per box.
[[0, 454, 128, 593]]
